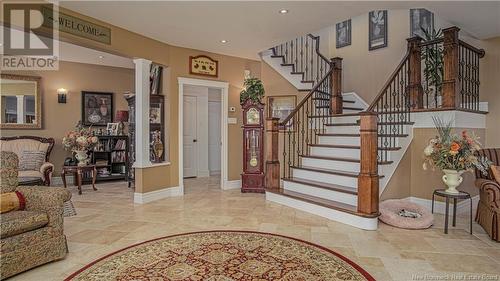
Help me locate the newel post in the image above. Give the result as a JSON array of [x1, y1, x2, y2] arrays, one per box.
[[265, 117, 280, 190], [357, 111, 379, 215], [407, 37, 423, 109], [330, 57, 343, 115], [442, 26, 460, 108]]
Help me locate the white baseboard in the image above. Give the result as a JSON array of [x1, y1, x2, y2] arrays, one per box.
[[407, 195, 479, 215], [134, 186, 183, 204], [223, 180, 241, 190]]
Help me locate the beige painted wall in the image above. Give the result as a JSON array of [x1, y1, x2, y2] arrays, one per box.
[[1, 61, 134, 175], [329, 10, 409, 104], [381, 127, 486, 201]]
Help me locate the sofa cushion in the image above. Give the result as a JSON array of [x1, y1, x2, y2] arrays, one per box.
[[19, 150, 46, 171], [0, 211, 48, 239], [18, 170, 44, 183], [0, 151, 18, 194], [0, 139, 49, 159], [491, 165, 500, 184]]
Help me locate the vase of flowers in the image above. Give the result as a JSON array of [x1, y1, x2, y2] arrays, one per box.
[[423, 117, 490, 194], [63, 123, 99, 166]]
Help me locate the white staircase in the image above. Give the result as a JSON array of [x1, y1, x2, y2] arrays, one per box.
[[262, 34, 415, 230]]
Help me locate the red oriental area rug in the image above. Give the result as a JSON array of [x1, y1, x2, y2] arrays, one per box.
[[65, 230, 374, 281]]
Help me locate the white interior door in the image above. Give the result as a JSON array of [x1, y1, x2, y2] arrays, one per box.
[[183, 95, 197, 178], [208, 101, 221, 174]]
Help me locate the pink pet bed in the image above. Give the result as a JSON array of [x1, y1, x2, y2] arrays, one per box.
[[379, 199, 434, 229]]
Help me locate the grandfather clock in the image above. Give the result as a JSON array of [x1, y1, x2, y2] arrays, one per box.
[[241, 99, 265, 193]]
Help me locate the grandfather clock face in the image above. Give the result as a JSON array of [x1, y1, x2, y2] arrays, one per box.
[[246, 107, 260, 125]]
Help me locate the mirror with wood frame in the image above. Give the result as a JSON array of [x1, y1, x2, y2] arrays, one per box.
[[0, 74, 42, 129]]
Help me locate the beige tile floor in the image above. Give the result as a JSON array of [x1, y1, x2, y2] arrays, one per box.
[[10, 176, 500, 281]]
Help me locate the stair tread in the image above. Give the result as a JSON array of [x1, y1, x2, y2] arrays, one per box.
[[301, 154, 393, 165], [343, 106, 364, 111], [283, 177, 357, 195], [266, 189, 379, 218], [291, 165, 359, 178], [309, 144, 402, 151], [301, 80, 315, 84], [270, 55, 284, 58], [318, 133, 409, 137], [325, 123, 359, 127]]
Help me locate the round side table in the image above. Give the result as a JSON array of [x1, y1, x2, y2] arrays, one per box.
[[432, 189, 472, 234]]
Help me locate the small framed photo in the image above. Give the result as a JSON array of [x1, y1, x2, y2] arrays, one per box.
[[106, 123, 119, 135], [267, 95, 296, 130], [369, 10, 388, 50], [410, 8, 434, 38], [336, 19, 351, 48]]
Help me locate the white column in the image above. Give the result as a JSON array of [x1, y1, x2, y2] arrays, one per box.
[[15, 95, 25, 124], [133, 58, 152, 168]]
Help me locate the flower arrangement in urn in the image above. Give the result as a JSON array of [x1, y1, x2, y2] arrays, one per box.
[[423, 117, 490, 194], [62, 123, 98, 166]]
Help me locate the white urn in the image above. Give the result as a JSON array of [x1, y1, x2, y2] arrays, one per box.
[[442, 169, 464, 194]]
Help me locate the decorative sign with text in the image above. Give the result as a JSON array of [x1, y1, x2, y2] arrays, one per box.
[[42, 6, 111, 45], [189, 55, 218, 77]]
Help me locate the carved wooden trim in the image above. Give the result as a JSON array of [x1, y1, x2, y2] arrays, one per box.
[[357, 112, 379, 215], [442, 26, 460, 108], [0, 74, 42, 129], [0, 136, 55, 162], [407, 37, 423, 109], [330, 57, 343, 114], [265, 117, 280, 190]]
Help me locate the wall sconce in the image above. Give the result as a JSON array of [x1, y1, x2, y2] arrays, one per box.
[[57, 88, 67, 103]]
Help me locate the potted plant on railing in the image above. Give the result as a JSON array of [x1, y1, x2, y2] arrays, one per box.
[[423, 117, 490, 194], [62, 123, 98, 166], [421, 27, 444, 108]]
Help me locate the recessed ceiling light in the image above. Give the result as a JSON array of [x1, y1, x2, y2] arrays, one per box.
[[220, 40, 228, 43], [98, 55, 104, 59], [279, 9, 289, 14]]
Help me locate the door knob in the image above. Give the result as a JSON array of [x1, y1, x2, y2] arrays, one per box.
[[193, 139, 197, 142]]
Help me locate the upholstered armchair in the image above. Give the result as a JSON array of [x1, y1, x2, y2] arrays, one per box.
[[0, 151, 71, 279], [0, 136, 55, 186], [475, 148, 500, 242]]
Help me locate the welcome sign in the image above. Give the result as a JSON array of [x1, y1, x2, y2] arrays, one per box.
[[42, 7, 111, 45], [189, 55, 218, 77]]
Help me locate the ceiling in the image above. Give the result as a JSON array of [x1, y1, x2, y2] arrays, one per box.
[[61, 1, 500, 60]]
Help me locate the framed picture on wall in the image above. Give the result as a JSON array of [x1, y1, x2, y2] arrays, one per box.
[[336, 19, 352, 48], [267, 95, 296, 129], [369, 10, 388, 50], [150, 64, 163, 95], [81, 91, 114, 126], [410, 8, 434, 38]]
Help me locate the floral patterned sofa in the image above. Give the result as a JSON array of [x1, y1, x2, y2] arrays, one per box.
[[0, 151, 71, 279], [475, 148, 500, 242], [0, 136, 55, 186]]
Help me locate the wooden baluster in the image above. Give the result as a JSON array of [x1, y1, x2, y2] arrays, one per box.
[[330, 57, 343, 115], [442, 26, 460, 109], [357, 112, 379, 215], [407, 36, 423, 109], [265, 117, 280, 190]]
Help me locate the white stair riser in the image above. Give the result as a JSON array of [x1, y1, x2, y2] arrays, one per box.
[[325, 125, 360, 134], [343, 108, 362, 113], [261, 52, 312, 91], [302, 157, 360, 172], [319, 136, 360, 146], [292, 168, 358, 188], [283, 180, 357, 206], [266, 192, 378, 231], [310, 146, 359, 159], [331, 116, 360, 123]]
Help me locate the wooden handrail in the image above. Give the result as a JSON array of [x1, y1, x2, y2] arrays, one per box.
[[420, 37, 443, 47], [280, 67, 334, 126], [307, 34, 330, 65], [459, 39, 485, 58], [367, 52, 410, 111]]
